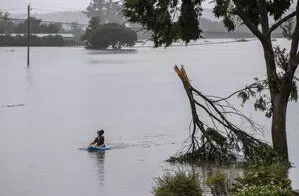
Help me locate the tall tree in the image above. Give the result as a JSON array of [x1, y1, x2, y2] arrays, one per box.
[[123, 0, 299, 161], [0, 10, 14, 34], [85, 0, 124, 24], [82, 16, 101, 45]]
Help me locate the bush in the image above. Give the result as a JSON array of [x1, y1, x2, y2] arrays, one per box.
[[153, 170, 202, 196], [203, 162, 292, 196], [0, 35, 64, 46], [232, 169, 292, 192], [232, 163, 292, 196], [234, 185, 292, 196], [206, 173, 229, 196]]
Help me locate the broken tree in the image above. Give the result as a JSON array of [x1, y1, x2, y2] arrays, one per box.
[[172, 65, 278, 165]]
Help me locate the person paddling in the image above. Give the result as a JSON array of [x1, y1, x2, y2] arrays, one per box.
[[89, 130, 105, 147]]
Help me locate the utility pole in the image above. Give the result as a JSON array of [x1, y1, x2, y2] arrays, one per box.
[[27, 4, 31, 67]]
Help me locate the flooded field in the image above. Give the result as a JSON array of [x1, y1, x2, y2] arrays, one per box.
[[0, 39, 298, 195]]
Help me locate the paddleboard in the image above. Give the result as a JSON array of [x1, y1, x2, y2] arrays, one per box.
[[88, 145, 111, 151]]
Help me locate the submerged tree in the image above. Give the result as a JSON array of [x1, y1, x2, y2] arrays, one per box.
[[91, 23, 137, 49], [123, 0, 299, 161], [83, 18, 137, 49]]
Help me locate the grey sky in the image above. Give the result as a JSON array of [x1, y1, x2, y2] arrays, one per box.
[[0, 0, 214, 13], [0, 0, 296, 14], [0, 0, 90, 13]]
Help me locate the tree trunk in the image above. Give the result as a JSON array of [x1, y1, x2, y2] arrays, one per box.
[[271, 92, 289, 161], [261, 40, 290, 161]]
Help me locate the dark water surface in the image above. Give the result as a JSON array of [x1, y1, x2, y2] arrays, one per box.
[[0, 39, 298, 195]]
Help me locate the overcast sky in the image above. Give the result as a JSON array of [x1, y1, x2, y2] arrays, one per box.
[[0, 0, 215, 13], [0, 0, 296, 14]]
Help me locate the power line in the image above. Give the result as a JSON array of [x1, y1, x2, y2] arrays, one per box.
[[0, 16, 284, 36], [31, 7, 84, 13], [31, 3, 82, 11]]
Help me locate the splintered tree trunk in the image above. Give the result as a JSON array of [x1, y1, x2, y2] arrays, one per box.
[[271, 92, 289, 161]]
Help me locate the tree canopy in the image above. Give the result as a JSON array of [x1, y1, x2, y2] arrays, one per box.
[[0, 11, 63, 34], [82, 16, 101, 42], [122, 0, 295, 46], [0, 10, 14, 34], [85, 0, 124, 24], [83, 19, 137, 49]]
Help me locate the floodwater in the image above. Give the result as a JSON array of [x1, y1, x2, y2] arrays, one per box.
[[0, 39, 298, 196]]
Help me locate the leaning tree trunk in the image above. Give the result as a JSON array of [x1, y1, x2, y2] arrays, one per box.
[[271, 92, 289, 162]]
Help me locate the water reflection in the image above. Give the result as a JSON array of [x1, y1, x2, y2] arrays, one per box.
[[166, 163, 244, 195], [88, 151, 105, 193], [85, 49, 137, 55], [25, 67, 33, 92]]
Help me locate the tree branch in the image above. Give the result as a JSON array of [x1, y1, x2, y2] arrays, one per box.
[[173, 65, 274, 164], [232, 0, 266, 42], [290, 1, 299, 57], [268, 11, 296, 34], [237, 11, 266, 41], [257, 0, 270, 34], [288, 0, 299, 73], [213, 80, 268, 103]]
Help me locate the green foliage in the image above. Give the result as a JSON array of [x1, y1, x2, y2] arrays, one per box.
[[153, 170, 202, 196], [274, 46, 289, 73], [84, 22, 137, 49], [0, 10, 63, 34], [236, 78, 272, 117], [122, 0, 293, 46], [85, 0, 124, 24], [232, 164, 292, 196], [234, 185, 292, 196], [206, 173, 229, 196], [290, 81, 298, 102], [0, 35, 65, 46], [204, 161, 292, 196], [232, 159, 292, 196], [213, 0, 292, 28], [0, 10, 14, 34], [236, 46, 298, 118], [82, 16, 101, 42], [122, 0, 202, 47], [167, 146, 237, 165], [233, 170, 291, 191], [273, 46, 298, 103]]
